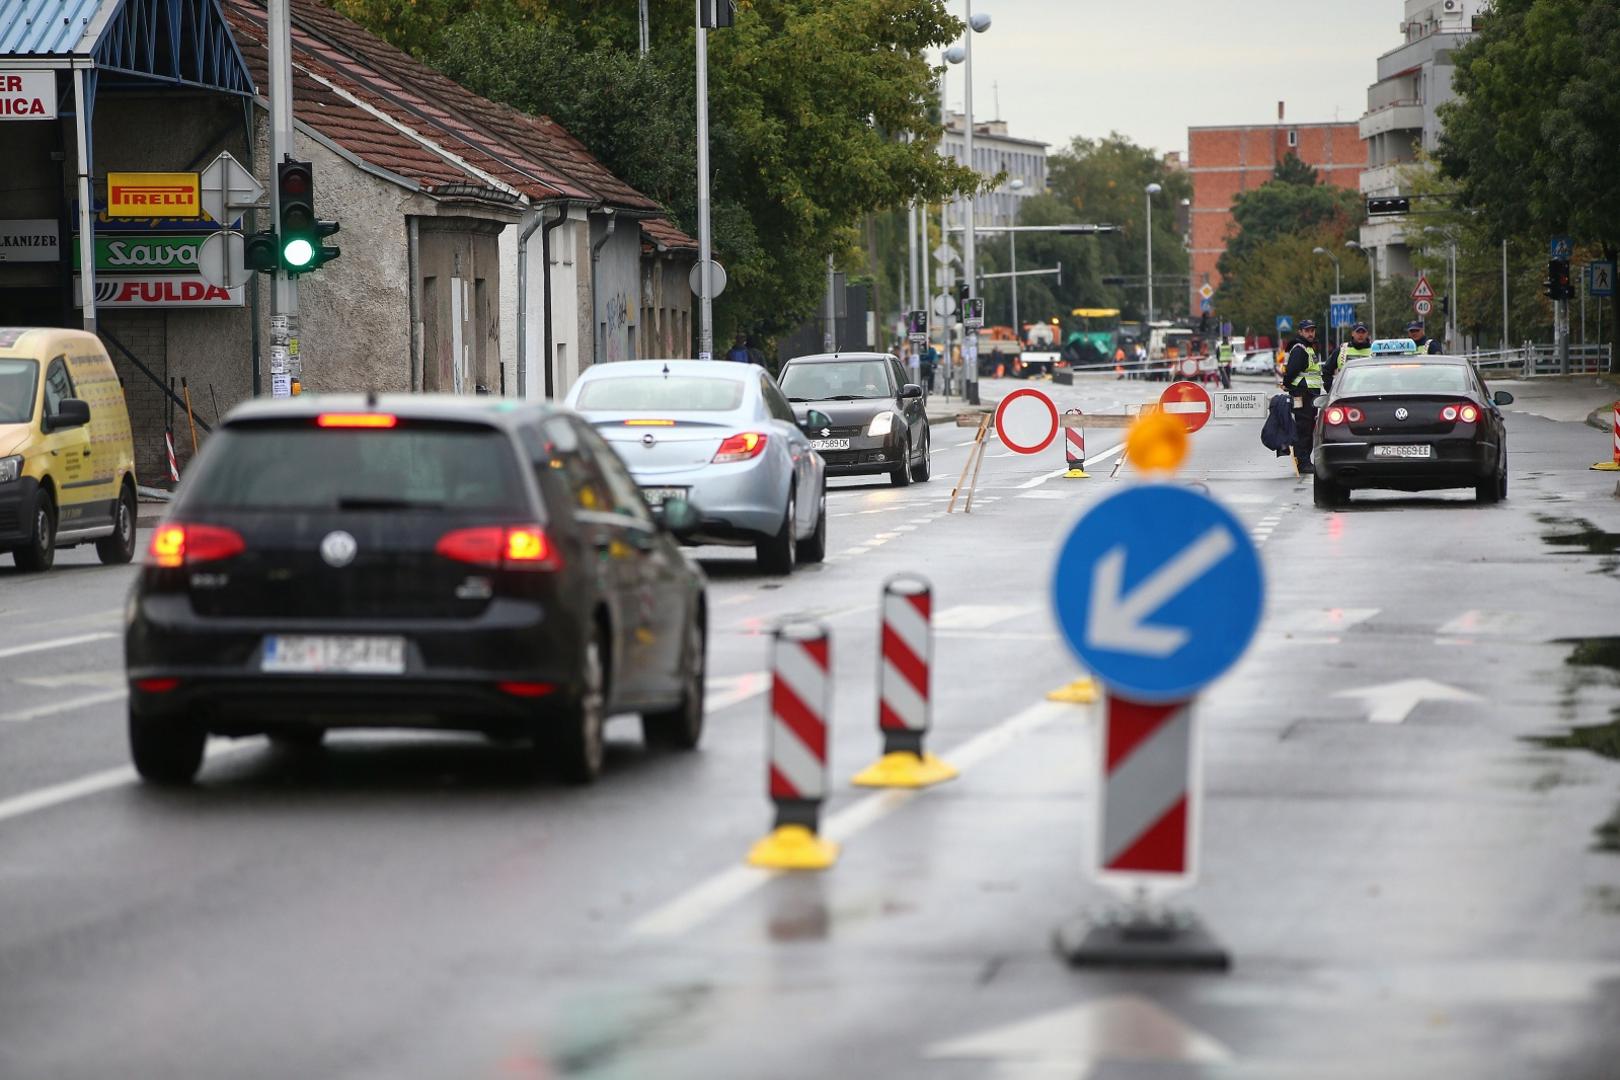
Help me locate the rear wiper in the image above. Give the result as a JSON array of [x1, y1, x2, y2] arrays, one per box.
[[336, 495, 445, 511]]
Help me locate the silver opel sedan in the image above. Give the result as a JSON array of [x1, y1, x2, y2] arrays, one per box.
[[565, 360, 829, 575]]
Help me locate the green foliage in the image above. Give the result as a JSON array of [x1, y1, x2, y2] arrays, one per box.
[[1217, 177, 1363, 280], [329, 0, 982, 342], [1271, 152, 1319, 187], [969, 134, 1189, 327]]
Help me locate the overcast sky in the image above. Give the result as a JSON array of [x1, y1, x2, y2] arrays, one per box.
[[951, 1, 1401, 156]]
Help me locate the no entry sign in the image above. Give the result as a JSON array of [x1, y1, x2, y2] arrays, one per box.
[[1159, 381, 1213, 434], [994, 388, 1059, 455]]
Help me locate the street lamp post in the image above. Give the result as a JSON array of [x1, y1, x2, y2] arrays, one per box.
[[1144, 182, 1161, 326], [1424, 227, 1458, 349], [1004, 178, 1024, 336], [1346, 240, 1376, 338], [694, 1, 714, 359], [1312, 246, 1341, 346]]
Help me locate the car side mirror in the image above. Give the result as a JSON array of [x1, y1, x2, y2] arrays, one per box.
[[1493, 390, 1514, 406], [900, 383, 923, 399], [797, 408, 832, 432], [47, 398, 90, 432], [653, 496, 701, 539]]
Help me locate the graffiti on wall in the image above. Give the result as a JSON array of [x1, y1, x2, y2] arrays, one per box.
[[604, 290, 630, 363]]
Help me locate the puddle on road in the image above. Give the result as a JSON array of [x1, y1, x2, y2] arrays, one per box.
[[1539, 515, 1620, 576], [1528, 636, 1620, 855]]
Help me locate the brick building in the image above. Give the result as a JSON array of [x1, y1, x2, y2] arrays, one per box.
[[1187, 107, 1363, 318]]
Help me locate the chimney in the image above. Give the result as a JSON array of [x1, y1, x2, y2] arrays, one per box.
[[1278, 101, 1286, 122]]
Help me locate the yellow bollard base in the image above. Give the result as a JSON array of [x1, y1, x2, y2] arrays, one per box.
[[851, 751, 960, 789], [746, 824, 839, 870], [1063, 468, 1090, 479], [1592, 461, 1620, 472], [1046, 677, 1100, 704]]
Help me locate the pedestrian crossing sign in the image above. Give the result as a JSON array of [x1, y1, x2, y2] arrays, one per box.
[[1592, 261, 1615, 298]]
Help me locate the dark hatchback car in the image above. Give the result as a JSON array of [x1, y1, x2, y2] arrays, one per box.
[[125, 395, 708, 786], [1313, 356, 1513, 508], [777, 352, 931, 486]]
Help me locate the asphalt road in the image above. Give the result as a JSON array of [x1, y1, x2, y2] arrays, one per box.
[[2, 374, 1619, 1078]]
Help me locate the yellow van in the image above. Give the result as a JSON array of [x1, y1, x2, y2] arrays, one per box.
[[0, 328, 139, 572]]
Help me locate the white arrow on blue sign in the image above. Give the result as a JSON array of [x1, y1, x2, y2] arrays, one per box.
[[1051, 486, 1264, 701]]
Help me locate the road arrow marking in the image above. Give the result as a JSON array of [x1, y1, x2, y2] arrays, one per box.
[[1335, 678, 1483, 725], [925, 995, 1233, 1072], [1086, 526, 1236, 658]]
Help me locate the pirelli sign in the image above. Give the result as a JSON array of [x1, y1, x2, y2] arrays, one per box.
[[107, 172, 201, 218]]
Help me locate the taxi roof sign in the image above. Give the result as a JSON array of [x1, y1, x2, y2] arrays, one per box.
[[1371, 338, 1419, 355]]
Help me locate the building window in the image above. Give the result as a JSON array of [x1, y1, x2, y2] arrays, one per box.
[[1287, 129, 1299, 148]]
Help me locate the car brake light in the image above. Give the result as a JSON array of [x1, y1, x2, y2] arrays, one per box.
[[497, 681, 557, 698], [713, 432, 768, 463], [1345, 407, 1364, 423], [436, 525, 559, 571], [1324, 407, 1346, 426], [134, 677, 181, 693], [146, 523, 246, 567], [1458, 404, 1479, 423], [317, 413, 398, 428], [1441, 405, 1459, 422]]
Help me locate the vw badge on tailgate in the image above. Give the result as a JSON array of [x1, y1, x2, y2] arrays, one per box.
[[320, 530, 358, 568], [1395, 407, 1409, 421]]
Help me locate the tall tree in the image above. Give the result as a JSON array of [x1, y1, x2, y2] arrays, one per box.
[[1437, 0, 1620, 341], [329, 0, 982, 341]]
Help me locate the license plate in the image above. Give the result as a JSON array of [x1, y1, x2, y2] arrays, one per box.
[[262, 635, 406, 675], [1372, 444, 1432, 459], [811, 438, 851, 451], [640, 486, 687, 507]]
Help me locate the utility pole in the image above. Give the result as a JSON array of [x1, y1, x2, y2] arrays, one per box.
[[694, 1, 715, 359], [1009, 228, 1018, 336], [960, 0, 979, 405], [268, 0, 298, 397], [639, 0, 650, 56], [1502, 238, 1509, 351], [823, 254, 837, 351]]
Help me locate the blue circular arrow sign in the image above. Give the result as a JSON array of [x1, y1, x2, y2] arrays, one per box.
[[1051, 485, 1264, 702]]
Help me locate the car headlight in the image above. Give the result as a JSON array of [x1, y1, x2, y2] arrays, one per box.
[[0, 455, 21, 484], [866, 412, 894, 438]]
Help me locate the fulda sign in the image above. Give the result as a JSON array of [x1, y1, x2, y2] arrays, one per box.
[[0, 73, 56, 120], [72, 274, 243, 309]]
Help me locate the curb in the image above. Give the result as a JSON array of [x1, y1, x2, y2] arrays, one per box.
[[1587, 405, 1616, 433]]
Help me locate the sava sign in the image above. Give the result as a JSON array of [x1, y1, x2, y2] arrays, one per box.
[[72, 235, 209, 272], [0, 72, 56, 120], [72, 274, 243, 309]]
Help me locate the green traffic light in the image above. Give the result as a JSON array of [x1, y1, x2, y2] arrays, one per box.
[[283, 237, 315, 268]]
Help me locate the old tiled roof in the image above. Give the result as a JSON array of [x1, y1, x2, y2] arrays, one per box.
[[642, 216, 698, 254], [221, 0, 680, 232]]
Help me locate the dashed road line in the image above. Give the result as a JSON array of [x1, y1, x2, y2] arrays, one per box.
[[0, 688, 128, 724], [0, 632, 119, 662]]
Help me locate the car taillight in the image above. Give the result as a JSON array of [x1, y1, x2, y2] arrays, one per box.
[[1441, 405, 1459, 422], [436, 525, 559, 571], [497, 681, 557, 698], [1458, 404, 1479, 423], [146, 523, 246, 568], [1345, 407, 1363, 423], [1324, 407, 1346, 426], [713, 432, 768, 463]]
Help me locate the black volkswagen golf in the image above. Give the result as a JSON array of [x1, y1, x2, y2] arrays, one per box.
[[125, 395, 708, 786], [1313, 355, 1513, 508]]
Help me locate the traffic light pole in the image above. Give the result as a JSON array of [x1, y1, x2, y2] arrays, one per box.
[[268, 0, 298, 397], [694, 2, 714, 360]]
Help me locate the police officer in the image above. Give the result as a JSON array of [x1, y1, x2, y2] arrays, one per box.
[[1407, 320, 1443, 355], [1281, 318, 1325, 470], [1326, 322, 1374, 388], [1215, 336, 1235, 389]]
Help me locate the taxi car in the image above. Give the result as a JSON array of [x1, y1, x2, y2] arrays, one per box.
[[0, 327, 139, 571], [125, 395, 709, 786], [1313, 344, 1512, 508]]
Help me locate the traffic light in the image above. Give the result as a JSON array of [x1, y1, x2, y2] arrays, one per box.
[[956, 281, 970, 313], [243, 231, 279, 273], [1366, 196, 1411, 216], [1546, 259, 1573, 300], [277, 158, 316, 271]]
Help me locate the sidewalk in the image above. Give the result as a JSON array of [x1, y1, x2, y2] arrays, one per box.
[[1492, 373, 1619, 430]]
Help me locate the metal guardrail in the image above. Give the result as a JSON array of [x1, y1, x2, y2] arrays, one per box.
[[1465, 344, 1613, 378]]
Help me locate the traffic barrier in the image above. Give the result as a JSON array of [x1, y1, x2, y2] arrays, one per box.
[[747, 621, 839, 870], [853, 576, 957, 789], [1592, 401, 1619, 472], [164, 428, 180, 482], [1062, 409, 1088, 478]]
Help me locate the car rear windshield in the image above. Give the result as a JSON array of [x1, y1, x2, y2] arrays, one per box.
[[0, 359, 38, 423], [180, 422, 529, 512], [576, 375, 745, 412], [780, 361, 893, 401], [1337, 363, 1471, 396]]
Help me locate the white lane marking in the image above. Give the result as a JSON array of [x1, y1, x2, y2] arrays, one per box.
[[893, 524, 918, 532], [706, 672, 768, 713], [1016, 468, 1067, 490], [0, 632, 119, 662], [628, 699, 1076, 938], [934, 603, 1042, 630], [1, 688, 128, 724], [0, 742, 250, 827], [1018, 490, 1070, 500]]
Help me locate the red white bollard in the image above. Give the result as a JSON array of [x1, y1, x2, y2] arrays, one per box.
[[164, 428, 180, 482], [1595, 402, 1620, 472], [1063, 409, 1089, 478], [853, 576, 956, 788], [748, 621, 839, 869]]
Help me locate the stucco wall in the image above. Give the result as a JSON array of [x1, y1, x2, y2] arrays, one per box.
[[591, 219, 643, 366]]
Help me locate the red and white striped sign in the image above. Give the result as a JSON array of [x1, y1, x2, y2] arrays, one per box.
[[1063, 409, 1086, 470], [879, 577, 931, 751], [1098, 695, 1197, 882], [1159, 381, 1213, 434], [1612, 403, 1619, 466], [769, 626, 831, 804]]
